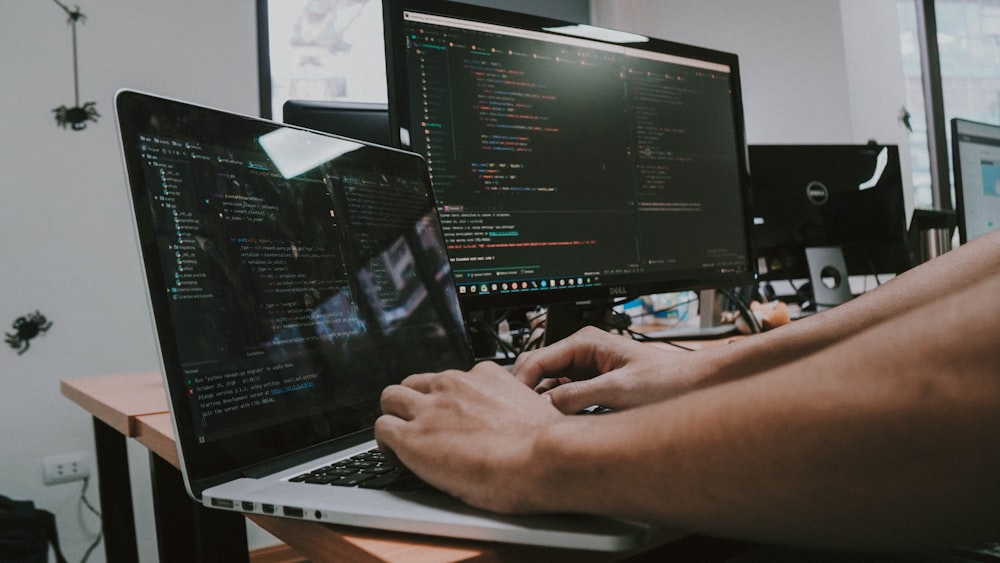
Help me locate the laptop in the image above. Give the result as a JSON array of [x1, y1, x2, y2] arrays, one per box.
[[114, 89, 652, 551]]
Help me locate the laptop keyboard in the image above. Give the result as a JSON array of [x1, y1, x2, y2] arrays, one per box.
[[289, 448, 439, 493]]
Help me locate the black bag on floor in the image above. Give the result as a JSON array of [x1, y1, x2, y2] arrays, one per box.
[[0, 495, 67, 563]]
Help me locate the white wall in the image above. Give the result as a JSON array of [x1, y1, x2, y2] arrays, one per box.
[[0, 1, 267, 561], [592, 0, 913, 210]]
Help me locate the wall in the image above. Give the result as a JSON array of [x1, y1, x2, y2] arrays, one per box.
[[596, 0, 852, 142], [591, 0, 913, 211], [0, 1, 261, 561]]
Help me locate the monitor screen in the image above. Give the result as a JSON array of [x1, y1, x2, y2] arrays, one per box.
[[748, 144, 911, 282], [381, 0, 755, 314], [282, 100, 392, 147], [951, 118, 1000, 244]]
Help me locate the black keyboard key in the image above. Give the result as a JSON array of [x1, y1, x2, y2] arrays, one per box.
[[384, 473, 431, 493], [358, 468, 408, 489], [331, 472, 376, 487], [304, 473, 341, 485]]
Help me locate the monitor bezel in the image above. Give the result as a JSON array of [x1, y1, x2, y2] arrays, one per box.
[[951, 117, 1000, 245], [382, 0, 757, 311], [282, 99, 392, 146]]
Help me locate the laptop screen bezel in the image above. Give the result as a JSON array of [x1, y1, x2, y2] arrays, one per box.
[[115, 90, 474, 496]]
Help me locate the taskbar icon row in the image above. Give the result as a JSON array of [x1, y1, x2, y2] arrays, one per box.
[[457, 276, 599, 296]]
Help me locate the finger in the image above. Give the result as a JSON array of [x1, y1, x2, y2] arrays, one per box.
[[373, 414, 406, 460], [533, 376, 572, 394], [544, 375, 622, 414], [511, 346, 571, 388], [512, 327, 613, 387], [398, 371, 441, 393], [379, 384, 426, 421]]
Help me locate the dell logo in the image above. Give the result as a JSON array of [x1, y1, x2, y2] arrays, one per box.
[[805, 181, 829, 206], [608, 286, 628, 297]]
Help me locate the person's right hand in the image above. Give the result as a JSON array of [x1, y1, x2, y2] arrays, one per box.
[[510, 326, 705, 414]]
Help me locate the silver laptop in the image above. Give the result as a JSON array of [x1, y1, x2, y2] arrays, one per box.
[[115, 89, 651, 552]]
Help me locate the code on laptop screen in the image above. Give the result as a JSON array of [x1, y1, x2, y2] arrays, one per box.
[[133, 127, 469, 445]]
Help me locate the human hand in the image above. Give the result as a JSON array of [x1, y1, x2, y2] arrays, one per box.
[[511, 326, 699, 414], [375, 361, 564, 513]]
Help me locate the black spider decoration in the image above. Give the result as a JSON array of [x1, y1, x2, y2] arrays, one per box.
[[52, 0, 99, 130], [5, 311, 53, 356]]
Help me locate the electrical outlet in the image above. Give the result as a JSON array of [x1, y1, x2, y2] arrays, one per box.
[[42, 452, 91, 485]]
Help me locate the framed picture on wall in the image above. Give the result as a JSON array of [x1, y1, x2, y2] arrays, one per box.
[[257, 0, 387, 121]]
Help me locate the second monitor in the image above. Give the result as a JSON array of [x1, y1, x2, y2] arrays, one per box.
[[951, 118, 1000, 244], [749, 144, 911, 307]]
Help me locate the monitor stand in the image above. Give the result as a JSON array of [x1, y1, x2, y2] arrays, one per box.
[[466, 309, 500, 359], [543, 300, 618, 347], [805, 246, 853, 311], [637, 289, 737, 340]]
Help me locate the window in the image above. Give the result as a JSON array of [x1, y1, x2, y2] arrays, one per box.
[[898, 0, 1000, 208]]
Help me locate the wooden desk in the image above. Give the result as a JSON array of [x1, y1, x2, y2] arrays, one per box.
[[61, 372, 164, 562], [62, 372, 687, 562]]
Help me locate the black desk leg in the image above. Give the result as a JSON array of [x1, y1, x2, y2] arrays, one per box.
[[149, 452, 249, 562], [92, 417, 140, 563]]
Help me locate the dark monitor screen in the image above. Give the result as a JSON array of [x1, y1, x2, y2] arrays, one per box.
[[951, 118, 1000, 244], [748, 144, 911, 281], [381, 0, 755, 314], [282, 100, 392, 147]]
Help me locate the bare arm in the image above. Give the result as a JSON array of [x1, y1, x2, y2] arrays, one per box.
[[524, 270, 1000, 548], [377, 257, 1000, 548], [517, 230, 1000, 414]]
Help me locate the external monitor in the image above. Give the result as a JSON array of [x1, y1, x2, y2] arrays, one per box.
[[748, 144, 911, 298], [381, 0, 756, 342], [951, 118, 1000, 244], [282, 100, 392, 146]]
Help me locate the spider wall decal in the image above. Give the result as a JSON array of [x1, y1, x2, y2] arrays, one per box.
[[5, 311, 53, 356], [51, 0, 98, 130], [54, 101, 100, 130]]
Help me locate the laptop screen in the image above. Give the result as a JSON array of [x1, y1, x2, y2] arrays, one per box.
[[116, 91, 473, 481]]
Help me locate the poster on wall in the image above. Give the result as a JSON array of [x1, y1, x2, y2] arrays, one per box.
[[263, 0, 387, 121]]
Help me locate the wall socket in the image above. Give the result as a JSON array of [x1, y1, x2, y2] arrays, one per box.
[[42, 452, 91, 485]]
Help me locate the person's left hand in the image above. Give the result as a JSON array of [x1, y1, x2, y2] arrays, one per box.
[[376, 361, 564, 513]]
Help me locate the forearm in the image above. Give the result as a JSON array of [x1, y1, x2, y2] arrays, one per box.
[[532, 273, 1000, 548], [690, 229, 1000, 388]]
